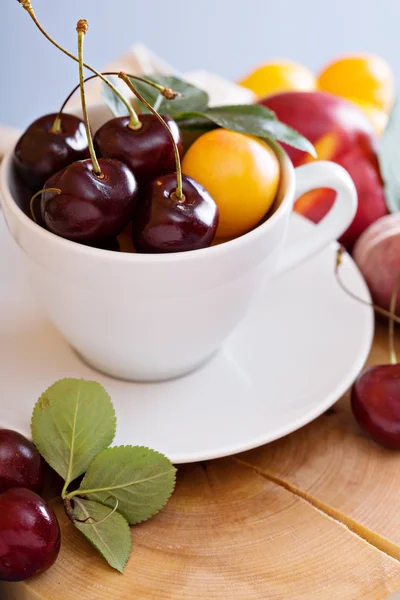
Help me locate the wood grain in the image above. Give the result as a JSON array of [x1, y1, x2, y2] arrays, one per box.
[[240, 323, 400, 556], [3, 323, 400, 599], [3, 458, 400, 600]]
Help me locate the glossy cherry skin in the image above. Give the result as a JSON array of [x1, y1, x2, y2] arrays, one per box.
[[41, 158, 138, 242], [94, 114, 183, 184], [351, 364, 400, 449], [13, 113, 89, 191], [0, 430, 43, 494], [0, 488, 61, 582], [132, 173, 219, 253]]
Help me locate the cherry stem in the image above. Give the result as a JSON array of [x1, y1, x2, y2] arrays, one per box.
[[388, 274, 400, 365], [335, 246, 400, 326], [19, 0, 141, 131], [119, 72, 184, 201], [74, 497, 119, 526], [63, 497, 76, 523], [29, 187, 61, 222], [63, 496, 119, 526], [56, 72, 180, 123], [77, 22, 102, 177], [50, 115, 62, 134]]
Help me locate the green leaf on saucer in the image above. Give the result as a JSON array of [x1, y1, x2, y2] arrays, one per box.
[[379, 100, 400, 213], [31, 378, 116, 487], [73, 498, 131, 573], [74, 445, 176, 524], [175, 105, 316, 156]]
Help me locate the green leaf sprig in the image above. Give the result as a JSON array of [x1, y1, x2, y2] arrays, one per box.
[[31, 378, 177, 573], [102, 73, 316, 156]]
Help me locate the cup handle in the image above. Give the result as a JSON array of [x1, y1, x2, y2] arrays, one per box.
[[275, 160, 358, 277]]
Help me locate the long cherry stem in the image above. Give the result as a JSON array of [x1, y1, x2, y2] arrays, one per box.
[[335, 246, 400, 325], [388, 274, 400, 365], [30, 187, 61, 222], [119, 72, 184, 201], [55, 72, 179, 129], [77, 21, 102, 176], [18, 0, 141, 130]]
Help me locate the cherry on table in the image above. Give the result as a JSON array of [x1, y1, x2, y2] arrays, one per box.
[[351, 365, 400, 449], [13, 113, 89, 191], [0, 429, 43, 494], [0, 488, 61, 582], [336, 247, 400, 449], [94, 114, 183, 184], [132, 173, 219, 253]]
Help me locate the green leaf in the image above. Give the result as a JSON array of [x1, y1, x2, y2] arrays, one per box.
[[132, 74, 209, 115], [379, 100, 400, 213], [175, 104, 316, 156], [102, 73, 210, 118], [75, 446, 176, 524], [101, 74, 130, 118], [31, 378, 116, 486], [73, 498, 131, 573]]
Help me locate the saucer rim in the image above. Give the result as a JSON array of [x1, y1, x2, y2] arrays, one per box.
[[0, 215, 374, 464]]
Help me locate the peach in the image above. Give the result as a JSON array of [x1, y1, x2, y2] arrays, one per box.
[[260, 91, 388, 249], [353, 214, 400, 314]]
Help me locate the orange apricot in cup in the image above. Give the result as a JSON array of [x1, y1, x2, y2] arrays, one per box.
[[182, 129, 280, 239]]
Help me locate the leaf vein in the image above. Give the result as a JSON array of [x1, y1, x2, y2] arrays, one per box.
[[78, 468, 175, 496]]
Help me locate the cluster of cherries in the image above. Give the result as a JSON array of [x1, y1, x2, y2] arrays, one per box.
[[0, 429, 60, 582], [13, 6, 219, 254]]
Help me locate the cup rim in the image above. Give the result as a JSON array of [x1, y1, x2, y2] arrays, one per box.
[[0, 133, 295, 264]]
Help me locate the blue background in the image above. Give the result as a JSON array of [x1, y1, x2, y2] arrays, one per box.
[[1, 0, 399, 128]]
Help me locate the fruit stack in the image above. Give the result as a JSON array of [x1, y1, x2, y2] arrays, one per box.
[[239, 55, 400, 313], [8, 0, 400, 547], [12, 2, 318, 258]]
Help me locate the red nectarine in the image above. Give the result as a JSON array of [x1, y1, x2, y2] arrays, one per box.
[[353, 213, 400, 314], [260, 91, 388, 249]]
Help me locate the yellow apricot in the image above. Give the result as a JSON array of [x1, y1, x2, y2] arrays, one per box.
[[318, 54, 395, 114], [239, 60, 317, 99], [182, 129, 280, 239]]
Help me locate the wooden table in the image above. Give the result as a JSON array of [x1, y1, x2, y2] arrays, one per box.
[[3, 322, 400, 599]]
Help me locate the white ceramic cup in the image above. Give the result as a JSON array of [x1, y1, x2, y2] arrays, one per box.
[[0, 104, 357, 381]]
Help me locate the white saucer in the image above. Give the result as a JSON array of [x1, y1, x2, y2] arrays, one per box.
[[0, 213, 374, 464]]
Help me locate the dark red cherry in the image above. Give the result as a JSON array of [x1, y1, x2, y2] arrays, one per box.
[[0, 488, 61, 582], [132, 173, 219, 253], [13, 113, 89, 191], [93, 114, 183, 184], [351, 364, 400, 449], [41, 158, 138, 242], [0, 429, 43, 494]]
